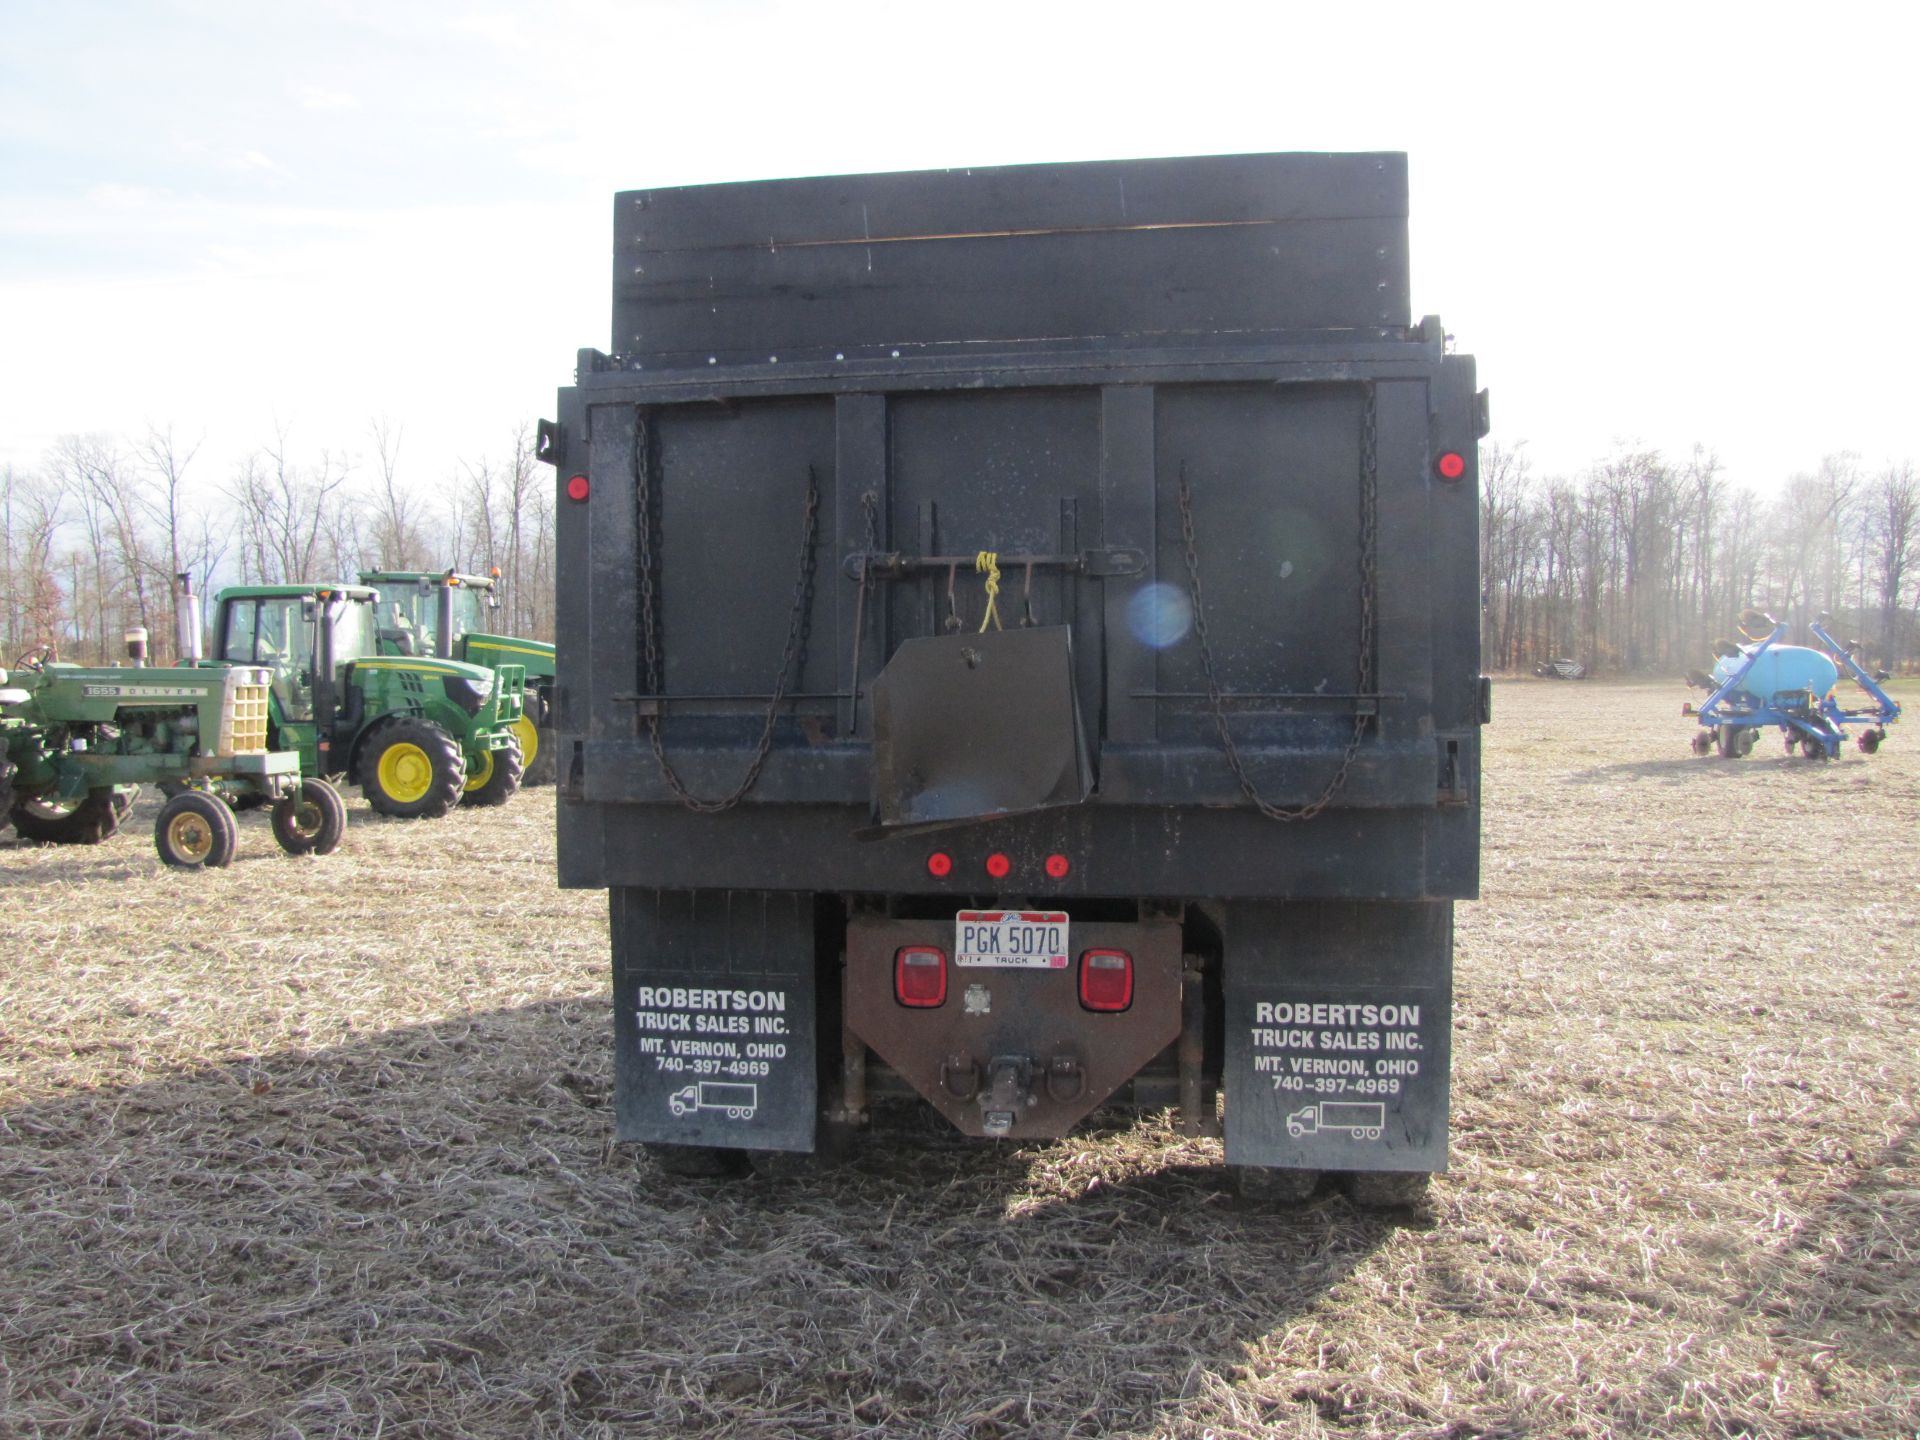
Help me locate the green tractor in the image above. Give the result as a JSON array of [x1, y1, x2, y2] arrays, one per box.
[[357, 569, 556, 784], [203, 581, 526, 818], [0, 650, 344, 868]]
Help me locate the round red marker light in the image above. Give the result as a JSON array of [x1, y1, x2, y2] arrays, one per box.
[[926, 851, 953, 878], [985, 852, 1011, 880], [566, 474, 591, 502], [1045, 853, 1071, 879], [1435, 452, 1466, 481]]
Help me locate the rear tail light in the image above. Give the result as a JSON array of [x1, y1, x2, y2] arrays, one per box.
[[566, 474, 590, 502], [984, 852, 1011, 880], [895, 946, 948, 1007], [1044, 853, 1071, 879], [926, 851, 953, 878], [1078, 949, 1133, 1012], [1435, 451, 1466, 481]]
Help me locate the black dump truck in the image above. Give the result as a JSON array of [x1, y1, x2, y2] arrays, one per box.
[[545, 152, 1487, 1204]]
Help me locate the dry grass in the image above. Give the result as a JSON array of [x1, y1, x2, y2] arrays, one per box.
[[2, 681, 1917, 1438]]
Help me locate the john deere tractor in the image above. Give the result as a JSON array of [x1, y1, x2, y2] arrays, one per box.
[[0, 652, 344, 868], [358, 569, 555, 784], [206, 582, 525, 817]]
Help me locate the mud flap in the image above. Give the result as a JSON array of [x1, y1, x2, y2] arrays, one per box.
[[610, 888, 817, 1153], [870, 626, 1092, 827], [1222, 900, 1451, 1173]]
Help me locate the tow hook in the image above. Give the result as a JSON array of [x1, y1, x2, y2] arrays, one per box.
[[942, 1054, 981, 1100], [1045, 1055, 1084, 1103]]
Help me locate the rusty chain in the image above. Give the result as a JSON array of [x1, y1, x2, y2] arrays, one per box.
[[633, 408, 820, 813], [1178, 384, 1378, 821]]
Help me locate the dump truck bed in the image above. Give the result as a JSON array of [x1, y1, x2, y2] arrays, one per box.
[[552, 152, 1483, 902]]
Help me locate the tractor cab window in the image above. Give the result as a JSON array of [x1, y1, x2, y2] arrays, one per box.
[[377, 583, 439, 656], [448, 585, 489, 642], [220, 597, 317, 721], [328, 597, 377, 666]]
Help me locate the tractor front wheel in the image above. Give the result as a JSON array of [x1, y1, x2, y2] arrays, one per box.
[[271, 778, 347, 855], [154, 791, 238, 869], [11, 788, 126, 845], [360, 717, 466, 819], [461, 736, 525, 807]]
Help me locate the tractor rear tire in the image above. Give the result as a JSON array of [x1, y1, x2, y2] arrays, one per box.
[[11, 788, 125, 845], [360, 717, 466, 819], [155, 791, 237, 869], [271, 778, 347, 856], [461, 736, 524, 807], [518, 688, 558, 786]]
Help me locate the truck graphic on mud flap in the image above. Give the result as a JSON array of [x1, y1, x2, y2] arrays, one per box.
[[1288, 1101, 1386, 1140], [668, 1082, 759, 1120]]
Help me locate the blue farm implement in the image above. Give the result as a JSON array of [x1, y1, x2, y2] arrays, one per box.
[[1683, 611, 1900, 760]]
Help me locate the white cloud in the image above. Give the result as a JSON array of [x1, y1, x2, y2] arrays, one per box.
[[297, 85, 362, 112]]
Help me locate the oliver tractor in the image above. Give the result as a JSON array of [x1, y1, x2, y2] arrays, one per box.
[[0, 650, 345, 868], [357, 569, 556, 784], [204, 582, 526, 817]]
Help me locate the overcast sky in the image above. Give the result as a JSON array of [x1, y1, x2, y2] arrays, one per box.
[[3, 0, 1915, 498]]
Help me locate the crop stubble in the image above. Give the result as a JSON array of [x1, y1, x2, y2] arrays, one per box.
[[1, 680, 1915, 1438]]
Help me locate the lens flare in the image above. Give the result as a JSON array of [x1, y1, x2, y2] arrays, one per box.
[[1126, 583, 1194, 649]]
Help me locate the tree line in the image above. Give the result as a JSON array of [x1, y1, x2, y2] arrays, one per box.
[[0, 421, 555, 668], [1481, 445, 1919, 676], [7, 424, 1915, 679]]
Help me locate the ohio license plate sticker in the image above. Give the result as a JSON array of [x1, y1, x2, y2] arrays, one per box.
[[955, 910, 1069, 969]]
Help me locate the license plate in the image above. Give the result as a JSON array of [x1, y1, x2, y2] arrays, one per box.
[[955, 910, 1070, 969]]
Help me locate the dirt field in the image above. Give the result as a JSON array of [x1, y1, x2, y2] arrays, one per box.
[[3, 681, 1916, 1439]]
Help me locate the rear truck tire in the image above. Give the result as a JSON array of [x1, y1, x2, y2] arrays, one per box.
[[641, 1142, 749, 1179], [271, 778, 347, 856], [360, 716, 466, 819], [11, 788, 126, 845], [154, 791, 238, 869], [1341, 1171, 1432, 1210], [461, 735, 524, 807], [1234, 1167, 1322, 1204]]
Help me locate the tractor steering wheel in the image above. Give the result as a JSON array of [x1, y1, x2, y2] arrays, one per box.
[[9, 642, 56, 672]]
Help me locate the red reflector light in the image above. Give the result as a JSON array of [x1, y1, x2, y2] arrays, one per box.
[[1079, 949, 1133, 1012], [985, 853, 1011, 880], [566, 474, 590, 502], [1435, 452, 1466, 481], [895, 946, 947, 1007], [926, 851, 953, 878], [1044, 853, 1070, 879]]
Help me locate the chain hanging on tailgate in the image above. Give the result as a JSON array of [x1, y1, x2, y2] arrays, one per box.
[[633, 408, 820, 812], [1177, 384, 1379, 821]]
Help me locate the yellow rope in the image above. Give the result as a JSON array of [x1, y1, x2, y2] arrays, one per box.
[[975, 551, 1002, 632]]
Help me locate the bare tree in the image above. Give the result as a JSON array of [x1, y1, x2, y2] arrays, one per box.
[[228, 425, 356, 583], [1867, 463, 1919, 671], [368, 416, 427, 569]]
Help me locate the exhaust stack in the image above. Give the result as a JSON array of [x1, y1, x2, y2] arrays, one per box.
[[176, 573, 204, 662]]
